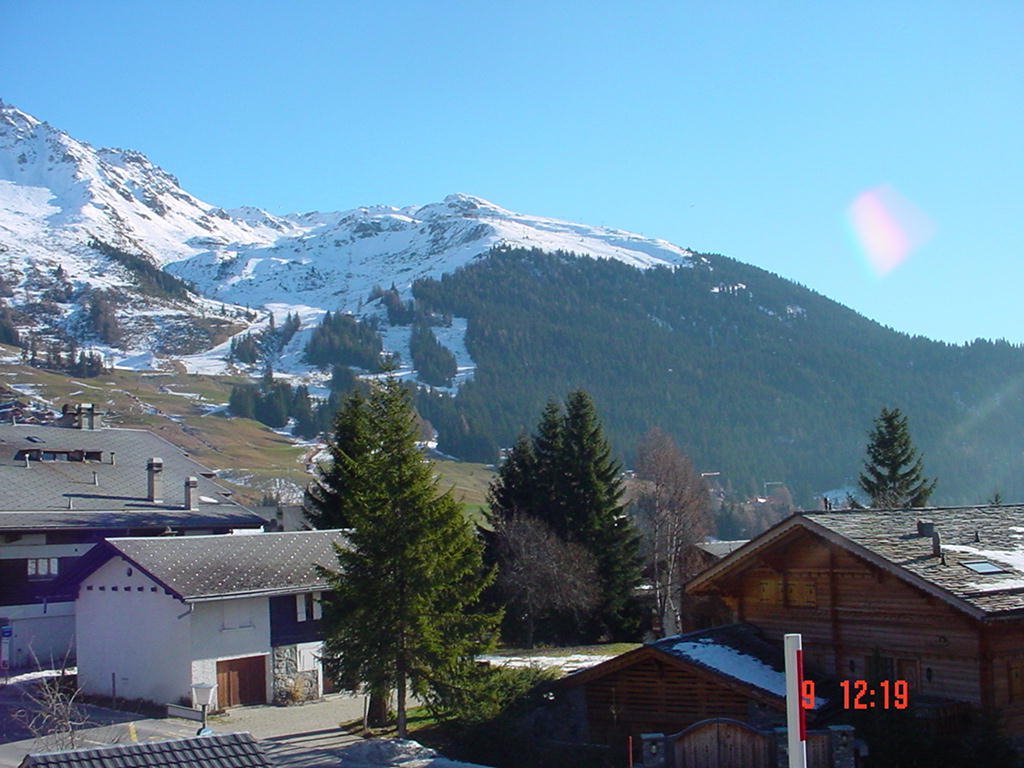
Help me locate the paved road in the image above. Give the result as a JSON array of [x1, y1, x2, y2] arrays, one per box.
[[0, 683, 371, 768], [212, 694, 369, 766]]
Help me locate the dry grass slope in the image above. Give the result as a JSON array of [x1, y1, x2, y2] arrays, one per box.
[[0, 345, 494, 511]]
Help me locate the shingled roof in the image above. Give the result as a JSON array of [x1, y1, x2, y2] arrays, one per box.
[[0, 423, 263, 531], [694, 540, 748, 559], [71, 529, 347, 601], [18, 731, 275, 767], [558, 623, 811, 707], [688, 505, 1024, 619]]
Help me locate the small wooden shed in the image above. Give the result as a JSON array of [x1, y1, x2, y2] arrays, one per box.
[[556, 624, 796, 757]]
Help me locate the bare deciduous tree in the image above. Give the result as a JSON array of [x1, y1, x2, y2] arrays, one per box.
[[634, 428, 711, 637], [14, 652, 91, 751], [494, 513, 600, 648]]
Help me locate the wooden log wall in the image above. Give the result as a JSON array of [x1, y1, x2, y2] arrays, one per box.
[[730, 529, 982, 705], [583, 656, 778, 741], [981, 620, 1024, 735]]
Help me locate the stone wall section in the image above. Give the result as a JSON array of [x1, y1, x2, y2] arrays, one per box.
[[272, 644, 320, 705]]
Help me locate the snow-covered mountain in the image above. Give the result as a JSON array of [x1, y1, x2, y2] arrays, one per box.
[[167, 193, 694, 312], [0, 100, 693, 370]]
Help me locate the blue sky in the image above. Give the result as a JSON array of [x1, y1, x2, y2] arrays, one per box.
[[4, 2, 1022, 343]]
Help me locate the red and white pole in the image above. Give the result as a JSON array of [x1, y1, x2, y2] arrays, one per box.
[[784, 633, 808, 768]]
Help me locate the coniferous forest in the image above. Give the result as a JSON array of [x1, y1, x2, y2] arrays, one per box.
[[412, 247, 1024, 506]]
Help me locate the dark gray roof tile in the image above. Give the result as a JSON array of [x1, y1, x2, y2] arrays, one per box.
[[100, 529, 346, 600], [803, 506, 1024, 615], [0, 424, 263, 531], [18, 732, 276, 767]]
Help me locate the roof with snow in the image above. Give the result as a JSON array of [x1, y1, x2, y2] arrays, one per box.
[[0, 423, 263, 532], [558, 624, 806, 707], [67, 529, 346, 602], [18, 732, 275, 767], [653, 624, 791, 700], [688, 506, 1024, 618]]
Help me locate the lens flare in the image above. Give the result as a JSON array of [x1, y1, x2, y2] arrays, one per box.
[[847, 185, 934, 276]]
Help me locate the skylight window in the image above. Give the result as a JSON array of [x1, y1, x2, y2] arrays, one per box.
[[962, 561, 1006, 574]]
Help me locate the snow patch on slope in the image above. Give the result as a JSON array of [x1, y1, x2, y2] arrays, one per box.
[[1, 101, 701, 394]]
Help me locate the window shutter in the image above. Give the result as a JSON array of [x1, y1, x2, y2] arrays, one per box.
[[312, 591, 323, 620], [296, 593, 307, 622]]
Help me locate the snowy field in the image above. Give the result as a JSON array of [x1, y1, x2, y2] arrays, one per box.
[[477, 653, 614, 675]]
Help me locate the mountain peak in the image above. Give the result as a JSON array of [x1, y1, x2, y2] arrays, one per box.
[[0, 100, 44, 135], [443, 192, 499, 209]]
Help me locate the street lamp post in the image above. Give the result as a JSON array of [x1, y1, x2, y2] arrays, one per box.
[[190, 682, 217, 734]]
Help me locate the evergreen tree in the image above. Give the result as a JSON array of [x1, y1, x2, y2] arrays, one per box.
[[228, 384, 257, 420], [231, 334, 260, 365], [291, 385, 318, 439], [304, 389, 373, 530], [87, 292, 122, 346], [487, 433, 537, 522], [311, 377, 500, 737], [487, 391, 643, 642], [410, 322, 458, 386], [560, 391, 643, 639], [304, 311, 383, 371], [0, 303, 21, 346], [531, 400, 567, 536], [859, 407, 936, 508]]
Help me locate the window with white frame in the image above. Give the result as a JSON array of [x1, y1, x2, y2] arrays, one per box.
[[296, 591, 323, 622], [27, 558, 59, 578]]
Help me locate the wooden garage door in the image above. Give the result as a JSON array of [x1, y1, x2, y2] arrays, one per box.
[[216, 656, 266, 708]]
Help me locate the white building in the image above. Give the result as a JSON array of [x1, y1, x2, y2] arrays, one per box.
[[69, 529, 344, 708], [0, 410, 265, 670]]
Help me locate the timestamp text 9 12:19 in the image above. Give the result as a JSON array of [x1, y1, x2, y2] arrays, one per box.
[[800, 679, 909, 710]]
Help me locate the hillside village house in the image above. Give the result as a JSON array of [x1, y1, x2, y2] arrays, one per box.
[[66, 529, 344, 709], [553, 506, 1024, 763], [552, 622, 854, 768], [0, 407, 264, 669], [687, 506, 1024, 740]]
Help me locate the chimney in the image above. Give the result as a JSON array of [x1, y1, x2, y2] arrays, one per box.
[[77, 403, 96, 430], [184, 476, 198, 511], [92, 471, 99, 486], [110, 451, 116, 466], [932, 531, 942, 558], [917, 519, 935, 537], [67, 497, 73, 510], [147, 458, 164, 502]]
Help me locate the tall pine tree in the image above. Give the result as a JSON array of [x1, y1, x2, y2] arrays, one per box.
[[488, 391, 643, 642], [310, 376, 499, 737], [487, 432, 536, 521], [560, 391, 642, 640], [304, 389, 373, 530], [859, 406, 937, 508]]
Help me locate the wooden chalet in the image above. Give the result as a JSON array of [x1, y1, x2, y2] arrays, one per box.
[[687, 506, 1024, 739], [555, 624, 796, 754]]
